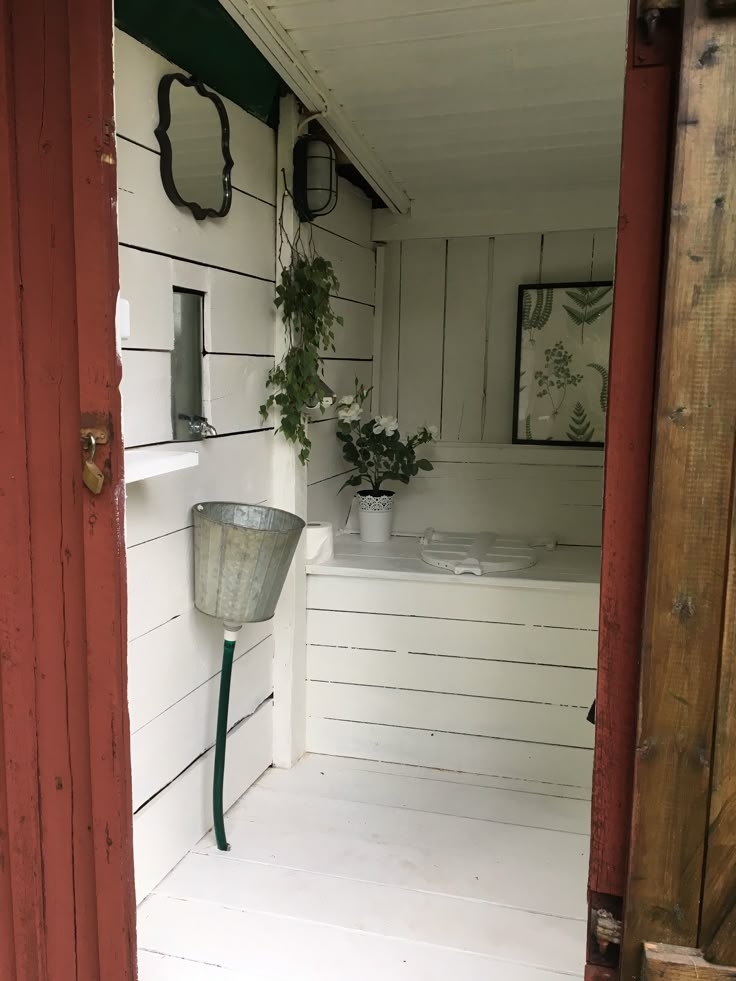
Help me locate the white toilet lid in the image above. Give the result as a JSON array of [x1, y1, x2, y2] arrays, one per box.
[[419, 529, 548, 576]]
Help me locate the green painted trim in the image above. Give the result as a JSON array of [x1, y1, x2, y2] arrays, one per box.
[[115, 0, 280, 126]]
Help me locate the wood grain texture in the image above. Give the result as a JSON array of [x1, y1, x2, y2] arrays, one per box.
[[0, 0, 136, 976], [701, 485, 736, 963], [641, 944, 736, 980], [623, 3, 736, 976], [587, 0, 677, 919]]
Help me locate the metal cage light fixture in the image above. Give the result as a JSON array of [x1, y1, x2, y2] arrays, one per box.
[[293, 134, 338, 221]]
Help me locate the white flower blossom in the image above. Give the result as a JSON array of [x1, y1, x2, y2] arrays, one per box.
[[337, 394, 355, 407], [338, 401, 363, 423], [372, 415, 399, 436], [428, 425, 439, 439], [319, 395, 336, 408]]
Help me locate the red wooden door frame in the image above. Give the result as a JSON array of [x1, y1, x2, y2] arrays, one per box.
[[0, 1, 137, 978], [586, 4, 680, 978]]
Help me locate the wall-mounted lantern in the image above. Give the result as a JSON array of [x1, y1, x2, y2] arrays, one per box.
[[293, 134, 338, 222]]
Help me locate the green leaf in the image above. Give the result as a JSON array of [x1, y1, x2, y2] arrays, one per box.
[[416, 459, 433, 471]]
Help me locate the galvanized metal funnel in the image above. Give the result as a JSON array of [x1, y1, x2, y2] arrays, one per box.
[[193, 502, 305, 623]]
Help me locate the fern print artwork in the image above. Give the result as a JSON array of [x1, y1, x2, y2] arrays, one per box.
[[514, 281, 613, 446]]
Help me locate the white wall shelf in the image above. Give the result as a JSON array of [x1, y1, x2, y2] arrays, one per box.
[[124, 445, 199, 485]]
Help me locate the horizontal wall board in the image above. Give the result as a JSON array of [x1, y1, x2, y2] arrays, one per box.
[[380, 464, 603, 545], [157, 850, 587, 976], [258, 754, 592, 827], [313, 178, 372, 248], [114, 29, 276, 205], [202, 354, 273, 435], [128, 613, 272, 733], [137, 951, 243, 981], [121, 350, 172, 447], [311, 226, 375, 306], [133, 701, 273, 900], [307, 609, 598, 668], [125, 431, 271, 548], [127, 528, 193, 640], [307, 575, 600, 629], [205, 269, 275, 356], [307, 646, 596, 707], [307, 682, 594, 748], [423, 442, 604, 466], [325, 297, 375, 360], [118, 138, 274, 280], [119, 246, 175, 350], [132, 636, 274, 809], [307, 718, 593, 789]]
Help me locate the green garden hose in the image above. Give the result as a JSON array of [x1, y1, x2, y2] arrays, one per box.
[[213, 628, 239, 851]]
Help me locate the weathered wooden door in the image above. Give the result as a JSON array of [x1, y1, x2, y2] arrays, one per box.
[[586, 2, 681, 978], [0, 0, 137, 978]]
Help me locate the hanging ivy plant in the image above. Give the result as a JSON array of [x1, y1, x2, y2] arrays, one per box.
[[260, 190, 343, 464]]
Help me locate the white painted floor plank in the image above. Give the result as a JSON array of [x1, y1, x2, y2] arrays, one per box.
[[139, 753, 590, 980], [158, 851, 587, 976], [199, 786, 589, 919], [138, 894, 582, 981], [137, 949, 249, 981], [257, 761, 591, 834]]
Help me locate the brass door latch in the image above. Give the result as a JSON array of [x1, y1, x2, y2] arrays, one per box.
[[80, 429, 108, 495]]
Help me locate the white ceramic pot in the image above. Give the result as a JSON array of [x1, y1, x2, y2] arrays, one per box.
[[357, 491, 394, 543]]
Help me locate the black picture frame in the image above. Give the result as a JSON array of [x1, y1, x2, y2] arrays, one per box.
[[154, 73, 234, 221], [512, 280, 613, 448]]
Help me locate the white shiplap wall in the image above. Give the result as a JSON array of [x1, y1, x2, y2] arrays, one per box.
[[306, 568, 598, 789], [379, 227, 616, 442], [306, 182, 376, 530], [116, 29, 277, 901]]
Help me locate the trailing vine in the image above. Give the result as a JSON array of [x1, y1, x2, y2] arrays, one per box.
[[259, 179, 343, 464]]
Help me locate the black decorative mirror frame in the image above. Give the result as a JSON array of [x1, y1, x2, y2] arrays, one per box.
[[155, 73, 234, 221]]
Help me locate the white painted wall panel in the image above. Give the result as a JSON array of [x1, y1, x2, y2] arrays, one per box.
[[314, 178, 372, 248], [133, 702, 273, 900], [128, 614, 272, 733], [114, 29, 276, 205], [540, 229, 596, 282], [310, 226, 375, 306], [398, 239, 446, 432], [378, 241, 401, 417], [118, 139, 275, 280], [206, 270, 276, 356], [120, 350, 172, 446], [327, 298, 374, 360], [132, 637, 273, 809], [125, 431, 272, 548], [202, 354, 272, 435], [482, 233, 542, 442], [307, 609, 597, 668], [119, 246, 175, 350], [307, 682, 594, 748], [441, 237, 491, 441], [307, 646, 595, 707], [127, 528, 193, 641], [307, 719, 592, 789]]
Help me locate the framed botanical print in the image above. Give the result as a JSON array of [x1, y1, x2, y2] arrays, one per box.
[[513, 281, 613, 447]]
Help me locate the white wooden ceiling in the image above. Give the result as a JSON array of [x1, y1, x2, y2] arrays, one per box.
[[265, 0, 628, 236]]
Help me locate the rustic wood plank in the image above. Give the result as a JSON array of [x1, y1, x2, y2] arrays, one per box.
[[622, 2, 736, 976], [642, 944, 736, 980], [701, 486, 736, 964]]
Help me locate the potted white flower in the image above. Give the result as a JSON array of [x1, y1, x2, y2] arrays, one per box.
[[336, 384, 436, 542]]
